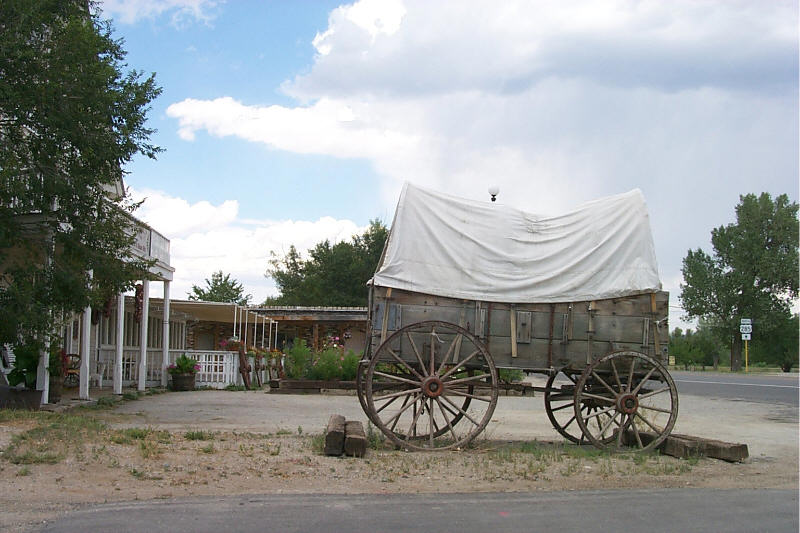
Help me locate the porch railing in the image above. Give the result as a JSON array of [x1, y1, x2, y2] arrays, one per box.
[[97, 348, 266, 389]]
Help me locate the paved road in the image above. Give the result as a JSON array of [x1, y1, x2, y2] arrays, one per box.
[[40, 489, 798, 533], [670, 370, 799, 406]]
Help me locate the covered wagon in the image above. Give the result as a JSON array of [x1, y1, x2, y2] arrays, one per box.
[[357, 183, 676, 452]]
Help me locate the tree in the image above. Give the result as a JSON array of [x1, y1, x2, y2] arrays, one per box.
[[751, 313, 798, 372], [266, 220, 388, 306], [669, 324, 721, 370], [680, 193, 799, 371], [0, 1, 162, 348], [188, 271, 252, 305]]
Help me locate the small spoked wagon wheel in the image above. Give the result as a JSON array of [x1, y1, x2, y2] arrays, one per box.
[[544, 369, 590, 444], [364, 320, 499, 451], [574, 351, 678, 452]]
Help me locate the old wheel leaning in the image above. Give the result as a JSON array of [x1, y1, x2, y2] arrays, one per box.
[[574, 351, 678, 452], [365, 320, 498, 451]]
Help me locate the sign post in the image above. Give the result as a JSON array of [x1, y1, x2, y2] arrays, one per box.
[[740, 319, 753, 372]]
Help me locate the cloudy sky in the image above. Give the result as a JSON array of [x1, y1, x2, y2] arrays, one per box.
[[98, 0, 798, 329]]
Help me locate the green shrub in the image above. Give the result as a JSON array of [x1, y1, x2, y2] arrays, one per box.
[[284, 339, 313, 379], [308, 347, 342, 381], [341, 350, 360, 381]]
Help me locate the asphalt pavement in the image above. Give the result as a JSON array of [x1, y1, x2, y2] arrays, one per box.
[[39, 489, 799, 533], [671, 370, 799, 406]]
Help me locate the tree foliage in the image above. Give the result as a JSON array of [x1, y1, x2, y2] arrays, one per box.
[[188, 271, 252, 305], [680, 193, 798, 371], [0, 1, 161, 347], [669, 325, 720, 369], [266, 220, 388, 306]]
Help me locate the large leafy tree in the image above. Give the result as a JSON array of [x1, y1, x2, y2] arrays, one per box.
[[680, 193, 798, 371], [266, 220, 388, 306], [0, 1, 161, 348], [188, 271, 252, 305]]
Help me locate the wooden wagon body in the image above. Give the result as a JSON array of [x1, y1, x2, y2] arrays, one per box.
[[357, 184, 678, 452]]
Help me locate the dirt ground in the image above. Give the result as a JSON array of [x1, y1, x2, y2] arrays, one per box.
[[1, 384, 797, 532]]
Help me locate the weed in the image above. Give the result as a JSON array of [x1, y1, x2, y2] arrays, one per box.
[[3, 413, 105, 464], [366, 422, 384, 450], [310, 434, 325, 454], [224, 384, 247, 391], [276, 429, 292, 436], [200, 444, 215, 454], [184, 430, 214, 441], [297, 426, 303, 436], [139, 440, 161, 459], [122, 391, 139, 401], [16, 466, 31, 476], [238, 444, 254, 457]]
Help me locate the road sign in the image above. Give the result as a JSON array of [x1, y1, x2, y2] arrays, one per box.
[[741, 333, 751, 340], [740, 324, 753, 334], [740, 318, 752, 325]]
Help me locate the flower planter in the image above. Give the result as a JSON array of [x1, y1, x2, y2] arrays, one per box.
[[170, 373, 196, 391], [0, 385, 42, 410]]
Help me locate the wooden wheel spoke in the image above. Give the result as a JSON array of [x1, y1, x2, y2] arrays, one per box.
[[429, 327, 437, 376], [440, 350, 480, 380], [631, 366, 657, 395], [387, 392, 422, 432], [597, 411, 619, 438], [626, 357, 636, 392], [428, 399, 436, 447], [396, 340, 426, 380], [591, 370, 618, 396], [441, 394, 481, 427], [445, 373, 490, 386], [385, 350, 424, 383], [437, 333, 461, 376], [562, 414, 577, 430], [631, 416, 644, 448], [634, 412, 662, 434], [579, 392, 616, 404], [610, 359, 622, 390], [638, 386, 671, 400], [581, 403, 616, 422], [548, 401, 575, 413], [638, 404, 673, 414], [403, 397, 427, 441], [445, 388, 491, 403], [375, 391, 405, 415], [375, 386, 418, 404], [435, 397, 459, 441], [615, 414, 626, 448], [373, 370, 421, 387]]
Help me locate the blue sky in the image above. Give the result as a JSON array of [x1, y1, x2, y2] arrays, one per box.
[[98, 1, 799, 330]]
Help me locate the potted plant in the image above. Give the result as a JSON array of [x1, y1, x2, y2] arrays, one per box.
[[2, 339, 44, 410], [167, 354, 200, 391]]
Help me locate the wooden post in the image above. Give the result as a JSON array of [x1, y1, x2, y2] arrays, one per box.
[[650, 293, 662, 360], [380, 288, 392, 345], [510, 304, 518, 358], [324, 414, 346, 456]]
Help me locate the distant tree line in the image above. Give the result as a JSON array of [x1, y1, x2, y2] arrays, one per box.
[[265, 220, 388, 307]]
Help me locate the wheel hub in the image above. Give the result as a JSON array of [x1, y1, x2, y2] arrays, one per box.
[[422, 376, 444, 398], [617, 393, 639, 415]]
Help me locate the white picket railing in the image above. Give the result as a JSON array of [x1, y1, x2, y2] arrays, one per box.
[[97, 348, 266, 389]]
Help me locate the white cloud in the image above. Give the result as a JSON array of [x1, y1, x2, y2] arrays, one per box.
[[129, 188, 364, 302], [98, 0, 221, 25], [165, 0, 798, 311]]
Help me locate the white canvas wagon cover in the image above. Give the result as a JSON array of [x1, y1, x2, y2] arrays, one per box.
[[372, 183, 661, 303]]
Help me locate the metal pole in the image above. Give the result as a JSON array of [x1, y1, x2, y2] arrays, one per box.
[[745, 339, 749, 373]]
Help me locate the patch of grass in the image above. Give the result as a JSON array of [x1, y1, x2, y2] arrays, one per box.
[[184, 430, 214, 441], [122, 391, 139, 401], [200, 444, 215, 454], [224, 384, 247, 391], [310, 434, 325, 454], [16, 466, 31, 476], [366, 422, 385, 450], [139, 440, 161, 459], [275, 429, 292, 436], [297, 426, 303, 436], [2, 412, 106, 465]]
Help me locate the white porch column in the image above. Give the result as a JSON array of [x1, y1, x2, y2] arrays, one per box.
[[36, 335, 49, 404], [114, 292, 124, 395], [161, 280, 170, 387], [138, 279, 150, 391], [79, 303, 91, 400]]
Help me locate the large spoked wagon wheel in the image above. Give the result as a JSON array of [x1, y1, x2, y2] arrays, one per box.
[[574, 351, 678, 452], [364, 320, 499, 451]]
